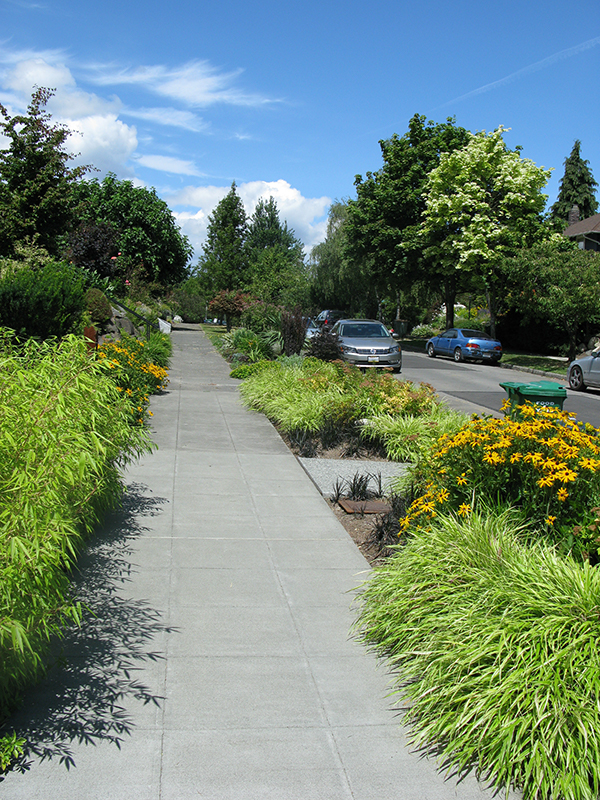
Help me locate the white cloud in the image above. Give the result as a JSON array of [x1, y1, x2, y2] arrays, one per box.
[[136, 154, 204, 177], [85, 59, 276, 108], [4, 57, 75, 93], [122, 106, 209, 132], [63, 114, 138, 175], [169, 180, 330, 257]]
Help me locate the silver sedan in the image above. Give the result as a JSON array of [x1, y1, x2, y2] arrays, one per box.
[[568, 349, 600, 391], [331, 319, 402, 372]]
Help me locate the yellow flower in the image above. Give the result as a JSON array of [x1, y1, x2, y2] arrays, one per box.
[[457, 473, 467, 486], [545, 516, 557, 526], [437, 488, 449, 503], [557, 487, 569, 502], [510, 452, 523, 464], [458, 503, 471, 517]]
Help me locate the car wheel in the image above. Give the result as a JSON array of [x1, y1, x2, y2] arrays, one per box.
[[427, 343, 436, 358], [453, 347, 463, 363], [569, 365, 586, 391], [392, 367, 401, 374]]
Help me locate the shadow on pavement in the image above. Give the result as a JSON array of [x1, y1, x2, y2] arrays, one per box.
[[2, 484, 174, 777]]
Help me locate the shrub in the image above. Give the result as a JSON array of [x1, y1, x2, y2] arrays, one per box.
[[400, 403, 600, 560], [0, 333, 152, 720], [220, 327, 280, 363], [229, 360, 271, 380], [355, 509, 600, 800], [0, 259, 87, 339], [240, 300, 282, 333], [84, 287, 113, 326], [409, 322, 441, 338], [172, 289, 205, 323], [280, 306, 306, 356], [239, 358, 444, 448], [98, 333, 169, 425], [143, 331, 172, 369], [305, 327, 340, 361]]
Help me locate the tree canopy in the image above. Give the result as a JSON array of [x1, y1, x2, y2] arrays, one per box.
[[550, 140, 598, 225], [0, 87, 89, 256], [500, 241, 600, 361], [72, 173, 192, 286], [421, 126, 551, 334], [344, 114, 471, 320]]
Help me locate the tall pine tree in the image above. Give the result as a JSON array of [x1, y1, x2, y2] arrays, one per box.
[[550, 140, 598, 225], [197, 182, 248, 295]]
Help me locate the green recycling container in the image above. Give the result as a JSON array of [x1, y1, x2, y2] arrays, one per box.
[[500, 380, 567, 418]]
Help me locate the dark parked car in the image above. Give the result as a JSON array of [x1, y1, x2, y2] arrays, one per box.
[[331, 319, 402, 372], [568, 348, 600, 391], [314, 309, 347, 330], [426, 328, 502, 363]]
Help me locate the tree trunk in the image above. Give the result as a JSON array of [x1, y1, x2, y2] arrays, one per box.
[[486, 286, 497, 339], [444, 276, 456, 329]]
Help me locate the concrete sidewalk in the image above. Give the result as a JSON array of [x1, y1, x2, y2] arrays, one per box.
[[2, 325, 514, 799]]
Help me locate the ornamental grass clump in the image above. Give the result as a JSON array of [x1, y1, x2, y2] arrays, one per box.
[[239, 357, 441, 452], [98, 333, 169, 425], [355, 509, 600, 800], [401, 402, 600, 560], [0, 332, 153, 721]]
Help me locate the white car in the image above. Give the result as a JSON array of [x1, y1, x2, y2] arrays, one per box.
[[331, 319, 402, 372]]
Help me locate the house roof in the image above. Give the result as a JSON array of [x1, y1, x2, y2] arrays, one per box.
[[563, 213, 600, 237]]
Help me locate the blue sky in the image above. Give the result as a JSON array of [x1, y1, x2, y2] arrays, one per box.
[[1, 0, 599, 261]]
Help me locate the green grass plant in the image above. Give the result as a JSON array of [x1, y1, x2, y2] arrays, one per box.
[[361, 406, 468, 462], [0, 332, 153, 723], [355, 508, 600, 800], [239, 358, 441, 444]]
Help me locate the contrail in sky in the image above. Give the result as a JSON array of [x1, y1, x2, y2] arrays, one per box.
[[436, 35, 600, 109]]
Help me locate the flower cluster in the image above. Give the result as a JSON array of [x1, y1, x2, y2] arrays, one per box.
[[401, 402, 600, 558], [97, 335, 168, 425]]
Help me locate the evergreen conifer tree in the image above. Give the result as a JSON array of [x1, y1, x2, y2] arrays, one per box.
[[197, 182, 248, 294], [550, 140, 598, 225]]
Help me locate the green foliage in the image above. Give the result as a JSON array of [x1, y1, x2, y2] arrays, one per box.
[[0, 88, 90, 257], [401, 403, 600, 559], [421, 126, 552, 335], [220, 327, 281, 363], [0, 258, 87, 339], [0, 731, 25, 771], [355, 508, 600, 800], [143, 331, 172, 369], [345, 115, 471, 321], [239, 357, 442, 449], [84, 287, 113, 325], [208, 289, 251, 331], [309, 201, 355, 311], [67, 220, 120, 278], [229, 360, 271, 379], [98, 334, 169, 425], [550, 139, 598, 225], [362, 406, 467, 463], [0, 333, 153, 719], [240, 299, 282, 333], [72, 173, 192, 286], [196, 182, 249, 295], [172, 282, 206, 323], [500, 241, 600, 361]]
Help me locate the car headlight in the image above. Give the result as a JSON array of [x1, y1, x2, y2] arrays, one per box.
[[341, 345, 357, 354], [389, 345, 400, 353]]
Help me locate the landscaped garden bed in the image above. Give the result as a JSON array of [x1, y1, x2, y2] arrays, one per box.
[[233, 352, 600, 800]]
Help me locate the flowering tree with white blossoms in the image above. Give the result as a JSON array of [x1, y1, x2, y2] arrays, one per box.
[[420, 126, 551, 336]]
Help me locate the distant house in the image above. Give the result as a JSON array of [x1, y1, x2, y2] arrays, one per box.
[[563, 204, 600, 251]]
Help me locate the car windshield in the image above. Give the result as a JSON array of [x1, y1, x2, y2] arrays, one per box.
[[340, 323, 388, 338], [461, 329, 492, 340]]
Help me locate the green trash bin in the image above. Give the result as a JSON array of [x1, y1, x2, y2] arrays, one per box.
[[500, 380, 567, 418]]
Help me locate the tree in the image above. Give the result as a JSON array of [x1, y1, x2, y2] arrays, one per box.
[[550, 140, 598, 225], [245, 197, 308, 307], [500, 242, 600, 361], [421, 127, 551, 336], [196, 183, 248, 295], [0, 87, 89, 256], [67, 220, 120, 278], [72, 174, 192, 286], [345, 114, 471, 322]]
